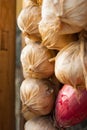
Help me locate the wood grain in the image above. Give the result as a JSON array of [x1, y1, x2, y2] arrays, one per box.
[[0, 0, 16, 130]]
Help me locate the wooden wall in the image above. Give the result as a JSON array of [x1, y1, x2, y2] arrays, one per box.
[[0, 0, 16, 130], [16, 0, 22, 17]]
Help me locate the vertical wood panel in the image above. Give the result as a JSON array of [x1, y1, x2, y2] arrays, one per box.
[[0, 0, 16, 130], [0, 31, 1, 49]]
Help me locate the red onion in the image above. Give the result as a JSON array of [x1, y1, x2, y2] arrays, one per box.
[[55, 84, 87, 128]]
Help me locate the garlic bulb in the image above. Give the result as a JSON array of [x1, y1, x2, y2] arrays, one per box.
[[39, 0, 87, 40], [39, 0, 80, 50], [17, 2, 41, 42], [58, 0, 87, 34], [20, 42, 55, 79], [39, 0, 87, 46], [20, 78, 55, 117], [55, 33, 87, 89], [25, 116, 58, 130]]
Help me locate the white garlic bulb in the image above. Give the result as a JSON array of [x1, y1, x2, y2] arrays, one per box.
[[20, 42, 55, 79], [55, 33, 87, 89], [17, 2, 41, 42], [20, 78, 55, 118]]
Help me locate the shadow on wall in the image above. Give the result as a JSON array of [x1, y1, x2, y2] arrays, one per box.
[[16, 25, 22, 68], [15, 24, 23, 130]]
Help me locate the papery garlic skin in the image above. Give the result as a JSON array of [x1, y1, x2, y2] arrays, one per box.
[[39, 0, 80, 50], [39, 26, 77, 50], [55, 35, 87, 89], [24, 36, 39, 45], [40, 0, 87, 34], [25, 116, 58, 130], [39, 0, 87, 50], [17, 2, 41, 42], [20, 78, 55, 117], [20, 43, 55, 79], [23, 110, 37, 120]]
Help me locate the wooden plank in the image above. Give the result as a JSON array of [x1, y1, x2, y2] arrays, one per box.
[[0, 31, 1, 50], [0, 73, 9, 130], [8, 31, 16, 130], [0, 51, 8, 73], [1, 31, 8, 50], [0, 0, 16, 130]]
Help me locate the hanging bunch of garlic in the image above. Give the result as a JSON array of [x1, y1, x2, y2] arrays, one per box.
[[17, 0, 87, 129], [17, 0, 59, 125]]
